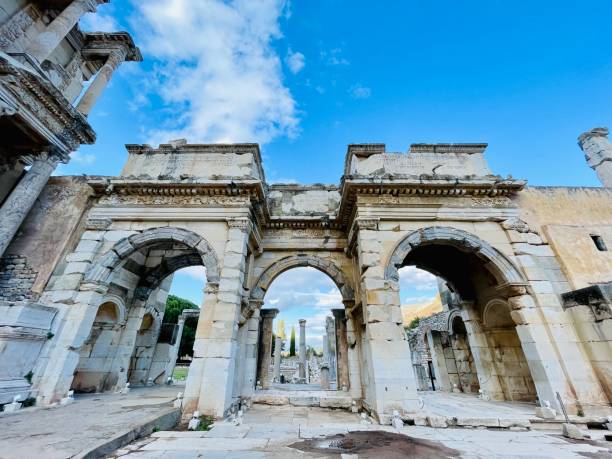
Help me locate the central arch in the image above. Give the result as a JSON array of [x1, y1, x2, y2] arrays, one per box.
[[249, 254, 354, 308]]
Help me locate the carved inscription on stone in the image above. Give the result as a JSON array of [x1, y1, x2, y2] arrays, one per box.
[[98, 194, 250, 207]]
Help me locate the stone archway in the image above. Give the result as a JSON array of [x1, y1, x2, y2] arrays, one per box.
[[385, 226, 525, 288], [386, 226, 540, 403], [249, 254, 354, 307], [83, 227, 220, 287]]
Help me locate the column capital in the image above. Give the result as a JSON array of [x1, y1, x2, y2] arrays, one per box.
[[260, 308, 278, 319], [298, 319, 306, 326], [331, 308, 346, 320], [20, 148, 68, 167]]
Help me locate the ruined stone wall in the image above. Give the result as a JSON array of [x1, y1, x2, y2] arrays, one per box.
[[0, 176, 93, 301], [516, 187, 612, 290]]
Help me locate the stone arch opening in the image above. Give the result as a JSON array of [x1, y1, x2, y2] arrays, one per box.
[[248, 261, 354, 398], [69, 227, 216, 394], [71, 299, 124, 393], [388, 227, 536, 403]]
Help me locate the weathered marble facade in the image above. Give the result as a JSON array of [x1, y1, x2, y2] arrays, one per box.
[[0, 133, 611, 423]]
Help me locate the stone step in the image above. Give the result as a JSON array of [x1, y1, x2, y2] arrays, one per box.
[[252, 393, 353, 410]]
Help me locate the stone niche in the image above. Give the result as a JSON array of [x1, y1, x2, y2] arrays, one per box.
[[0, 301, 57, 404], [346, 143, 494, 178], [120, 143, 265, 180]]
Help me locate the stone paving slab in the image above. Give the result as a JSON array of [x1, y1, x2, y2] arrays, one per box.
[[0, 385, 180, 459], [110, 404, 612, 459]]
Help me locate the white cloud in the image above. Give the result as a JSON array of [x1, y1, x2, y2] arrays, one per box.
[[285, 49, 305, 74], [176, 265, 207, 281], [130, 0, 299, 145], [399, 266, 438, 291], [349, 84, 371, 99], [321, 47, 349, 66], [70, 151, 96, 165]]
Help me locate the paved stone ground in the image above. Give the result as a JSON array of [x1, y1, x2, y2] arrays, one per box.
[[421, 391, 535, 419], [0, 385, 179, 459], [110, 404, 612, 459]]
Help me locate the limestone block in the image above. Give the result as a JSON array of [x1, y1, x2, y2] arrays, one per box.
[[113, 238, 134, 258], [508, 295, 536, 310], [530, 281, 554, 295], [82, 231, 104, 241], [456, 417, 500, 428], [426, 415, 448, 428], [103, 230, 136, 242], [64, 261, 90, 275], [50, 273, 83, 291], [513, 243, 555, 257], [526, 233, 543, 245], [66, 251, 97, 263], [499, 419, 531, 429], [562, 423, 585, 440], [319, 397, 352, 409], [413, 416, 428, 426], [75, 239, 102, 254]]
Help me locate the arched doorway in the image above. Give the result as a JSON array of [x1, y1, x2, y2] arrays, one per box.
[[388, 227, 537, 403], [40, 227, 219, 403], [71, 300, 124, 393], [241, 254, 358, 406]]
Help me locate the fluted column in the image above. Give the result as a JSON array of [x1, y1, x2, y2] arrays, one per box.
[[332, 309, 350, 391], [273, 335, 282, 383], [26, 0, 101, 62], [298, 319, 306, 382], [0, 152, 62, 257], [256, 309, 277, 390], [76, 48, 127, 115]]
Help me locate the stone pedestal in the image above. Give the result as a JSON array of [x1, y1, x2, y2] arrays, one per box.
[[256, 309, 278, 390], [0, 153, 61, 257], [298, 319, 306, 382], [332, 309, 349, 391]]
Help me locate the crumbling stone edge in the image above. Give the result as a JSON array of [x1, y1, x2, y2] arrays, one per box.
[[76, 407, 181, 459]]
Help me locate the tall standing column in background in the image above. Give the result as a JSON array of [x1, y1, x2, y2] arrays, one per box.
[[273, 335, 282, 383], [256, 309, 278, 390], [326, 316, 337, 382], [332, 309, 350, 391], [578, 127, 612, 187], [26, 0, 101, 62], [76, 48, 127, 116], [0, 152, 62, 257], [298, 319, 306, 382]]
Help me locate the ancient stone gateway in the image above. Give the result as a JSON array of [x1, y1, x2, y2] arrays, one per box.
[[3, 139, 612, 423]]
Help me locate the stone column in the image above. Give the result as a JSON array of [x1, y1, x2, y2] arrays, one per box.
[[0, 152, 62, 257], [26, 0, 101, 62], [460, 305, 505, 399], [326, 316, 337, 381], [273, 335, 282, 383], [332, 309, 350, 391], [426, 331, 451, 392], [578, 127, 612, 187], [256, 309, 277, 390], [76, 48, 127, 116], [183, 219, 251, 418], [320, 362, 330, 390], [346, 312, 363, 400], [355, 218, 419, 422], [241, 308, 260, 397], [298, 319, 306, 382], [165, 316, 186, 382]]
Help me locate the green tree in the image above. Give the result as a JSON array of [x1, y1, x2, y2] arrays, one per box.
[[289, 326, 296, 356], [164, 295, 199, 358]]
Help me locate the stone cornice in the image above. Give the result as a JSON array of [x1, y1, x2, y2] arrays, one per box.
[[337, 177, 525, 228], [82, 32, 143, 61]]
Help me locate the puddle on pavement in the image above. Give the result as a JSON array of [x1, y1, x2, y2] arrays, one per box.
[[289, 430, 460, 458]]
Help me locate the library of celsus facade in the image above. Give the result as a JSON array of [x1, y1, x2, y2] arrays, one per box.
[[1, 131, 611, 423]]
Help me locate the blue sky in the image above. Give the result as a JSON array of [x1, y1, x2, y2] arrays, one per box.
[[64, 1, 612, 342]]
